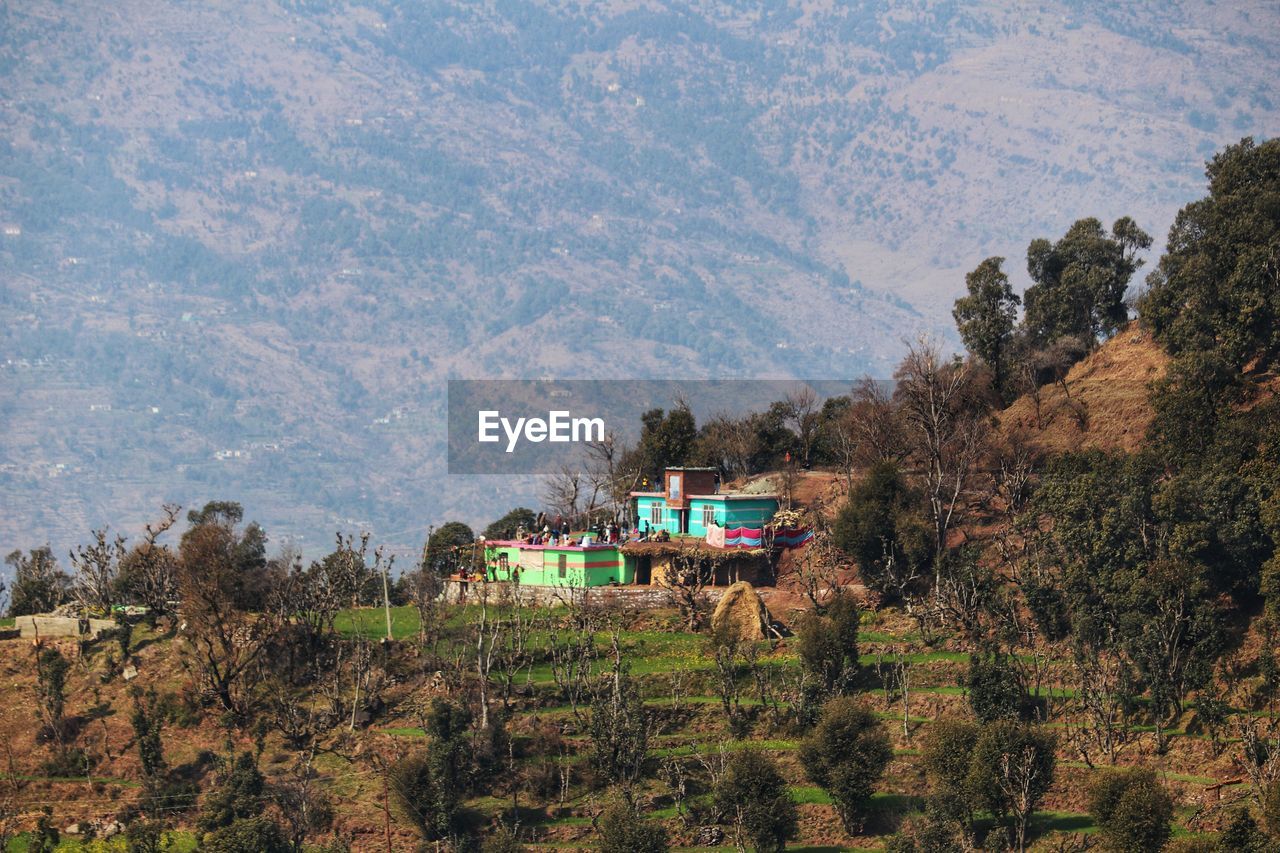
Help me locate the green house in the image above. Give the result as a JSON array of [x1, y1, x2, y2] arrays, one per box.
[[484, 541, 634, 587]]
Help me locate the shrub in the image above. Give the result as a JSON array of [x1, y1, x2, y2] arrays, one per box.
[[388, 750, 456, 841], [966, 652, 1025, 723], [798, 698, 893, 833], [920, 719, 980, 830], [197, 752, 266, 833], [713, 750, 797, 853], [597, 797, 669, 853], [1089, 769, 1174, 852], [967, 721, 1056, 851], [201, 815, 290, 853], [481, 823, 528, 853], [35, 646, 70, 740], [794, 591, 861, 700]]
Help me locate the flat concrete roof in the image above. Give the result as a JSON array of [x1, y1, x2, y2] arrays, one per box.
[[689, 493, 779, 501], [484, 539, 620, 552]]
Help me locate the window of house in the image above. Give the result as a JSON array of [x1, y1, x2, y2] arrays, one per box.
[[702, 504, 717, 529], [558, 554, 567, 579], [668, 474, 681, 500], [650, 503, 663, 526]]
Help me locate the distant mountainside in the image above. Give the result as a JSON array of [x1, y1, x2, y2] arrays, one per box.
[[2, 0, 1279, 561]]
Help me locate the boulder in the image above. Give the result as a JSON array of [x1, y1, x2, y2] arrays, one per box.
[[711, 581, 772, 641]]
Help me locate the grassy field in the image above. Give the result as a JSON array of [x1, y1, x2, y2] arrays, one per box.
[[322, 603, 1252, 851], [4, 833, 197, 852]]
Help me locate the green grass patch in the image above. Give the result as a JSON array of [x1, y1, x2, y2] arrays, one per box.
[[5, 832, 196, 852]]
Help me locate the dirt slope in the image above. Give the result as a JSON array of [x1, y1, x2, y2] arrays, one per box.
[[998, 325, 1169, 454]]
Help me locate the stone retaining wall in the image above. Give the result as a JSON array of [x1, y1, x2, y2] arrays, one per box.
[[15, 615, 116, 640]]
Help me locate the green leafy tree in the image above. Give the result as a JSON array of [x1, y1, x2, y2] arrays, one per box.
[[967, 721, 1056, 852], [1265, 777, 1280, 839], [425, 521, 476, 575], [794, 590, 861, 703], [589, 663, 650, 790], [197, 751, 266, 833], [1089, 769, 1174, 853], [1216, 807, 1277, 853], [1112, 559, 1224, 753], [966, 651, 1026, 723], [124, 820, 164, 853], [798, 698, 893, 834], [129, 687, 168, 815], [1140, 137, 1280, 375], [713, 750, 798, 853], [832, 461, 931, 600], [597, 797, 670, 853], [35, 646, 70, 741], [389, 699, 475, 841], [388, 750, 450, 841], [31, 807, 59, 853], [953, 256, 1021, 397], [920, 720, 980, 833], [1023, 216, 1150, 347], [6, 547, 70, 617], [628, 405, 698, 484], [482, 507, 538, 540]]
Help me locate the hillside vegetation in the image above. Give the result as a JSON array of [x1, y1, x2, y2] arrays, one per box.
[[2, 137, 1280, 852]]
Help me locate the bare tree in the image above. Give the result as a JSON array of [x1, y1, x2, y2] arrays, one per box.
[[405, 540, 445, 653], [70, 529, 126, 614], [789, 523, 844, 613], [998, 745, 1049, 853], [893, 337, 991, 588], [274, 746, 334, 850], [120, 504, 182, 621], [584, 431, 642, 525], [658, 542, 723, 631], [847, 378, 910, 468], [1071, 640, 1134, 766], [491, 580, 536, 711], [783, 386, 821, 469], [542, 464, 603, 529], [699, 413, 763, 481], [545, 590, 600, 720]]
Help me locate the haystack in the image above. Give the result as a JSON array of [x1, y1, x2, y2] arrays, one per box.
[[711, 581, 773, 641]]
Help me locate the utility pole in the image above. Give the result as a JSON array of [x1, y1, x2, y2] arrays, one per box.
[[379, 546, 395, 642]]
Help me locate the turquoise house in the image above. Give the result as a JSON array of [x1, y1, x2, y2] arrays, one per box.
[[632, 467, 778, 537]]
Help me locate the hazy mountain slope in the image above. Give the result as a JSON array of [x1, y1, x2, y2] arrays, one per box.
[[1, 0, 1278, 561]]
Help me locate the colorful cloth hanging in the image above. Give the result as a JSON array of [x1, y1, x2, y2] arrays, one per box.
[[772, 527, 814, 548], [723, 526, 764, 548]]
